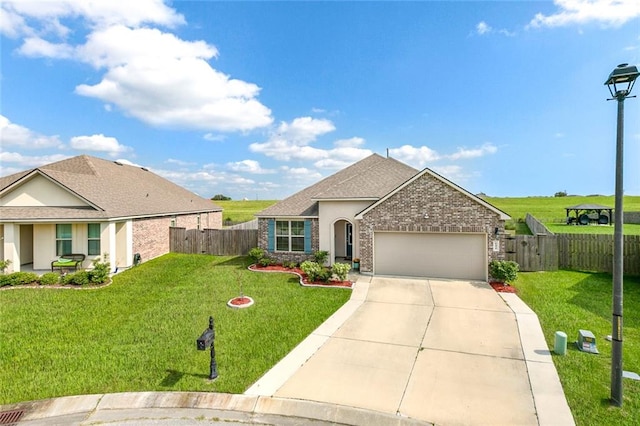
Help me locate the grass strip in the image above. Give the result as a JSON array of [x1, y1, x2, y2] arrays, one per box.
[[514, 271, 640, 426]]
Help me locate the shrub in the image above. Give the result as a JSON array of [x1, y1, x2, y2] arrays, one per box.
[[39, 272, 60, 286], [63, 271, 90, 286], [258, 257, 274, 267], [88, 258, 110, 284], [0, 272, 39, 286], [300, 261, 323, 282], [316, 268, 333, 282], [489, 260, 519, 283], [313, 250, 329, 265], [332, 262, 351, 281], [0, 259, 12, 274], [284, 261, 297, 269], [248, 247, 265, 264]]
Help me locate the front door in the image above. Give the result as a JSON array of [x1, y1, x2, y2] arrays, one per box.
[[346, 223, 353, 259]]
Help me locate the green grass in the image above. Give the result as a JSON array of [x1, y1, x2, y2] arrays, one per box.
[[215, 199, 277, 223], [0, 253, 350, 405], [487, 195, 640, 235], [514, 271, 640, 425]]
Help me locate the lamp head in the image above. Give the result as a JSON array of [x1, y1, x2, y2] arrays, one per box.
[[605, 63, 639, 99]]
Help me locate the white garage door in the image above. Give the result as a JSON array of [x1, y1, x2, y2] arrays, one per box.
[[374, 232, 487, 281]]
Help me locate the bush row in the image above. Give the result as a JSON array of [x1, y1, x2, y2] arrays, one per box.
[[0, 258, 111, 287]]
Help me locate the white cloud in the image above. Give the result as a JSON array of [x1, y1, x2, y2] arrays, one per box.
[[203, 133, 227, 142], [528, 0, 640, 28], [3, 2, 273, 133], [475, 21, 515, 37], [69, 134, 132, 156], [249, 117, 336, 160], [0, 151, 70, 169], [249, 117, 372, 167], [0, 0, 184, 38], [0, 115, 64, 149], [389, 145, 440, 168], [389, 143, 498, 168], [447, 143, 497, 160], [226, 159, 274, 174], [476, 21, 492, 35], [334, 137, 365, 148], [18, 37, 74, 58], [166, 158, 196, 167]]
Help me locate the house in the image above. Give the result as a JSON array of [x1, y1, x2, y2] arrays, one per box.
[[256, 153, 510, 281], [0, 155, 222, 273]]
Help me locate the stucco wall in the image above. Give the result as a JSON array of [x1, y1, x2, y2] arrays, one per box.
[[358, 173, 506, 274], [0, 174, 88, 207], [257, 218, 319, 264]]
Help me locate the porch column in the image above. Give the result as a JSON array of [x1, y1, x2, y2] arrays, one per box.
[[3, 223, 19, 272]]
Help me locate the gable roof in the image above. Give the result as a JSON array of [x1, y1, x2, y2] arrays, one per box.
[[256, 154, 418, 217], [355, 166, 510, 220], [0, 155, 221, 221]]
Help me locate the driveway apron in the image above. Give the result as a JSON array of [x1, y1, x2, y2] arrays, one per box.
[[261, 276, 539, 425]]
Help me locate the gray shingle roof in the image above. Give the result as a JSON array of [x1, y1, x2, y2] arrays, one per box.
[[0, 155, 221, 221], [256, 154, 418, 217]]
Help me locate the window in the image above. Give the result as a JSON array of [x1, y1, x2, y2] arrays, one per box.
[[88, 223, 101, 255], [56, 224, 72, 256], [276, 220, 305, 252]]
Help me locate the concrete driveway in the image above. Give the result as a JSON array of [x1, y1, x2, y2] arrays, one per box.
[[246, 276, 574, 425]]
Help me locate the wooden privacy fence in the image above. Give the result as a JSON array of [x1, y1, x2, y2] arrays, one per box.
[[557, 234, 640, 275], [506, 232, 640, 276], [170, 227, 258, 256]]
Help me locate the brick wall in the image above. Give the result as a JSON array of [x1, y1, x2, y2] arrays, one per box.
[[358, 173, 506, 273], [257, 218, 319, 264], [133, 211, 222, 263]]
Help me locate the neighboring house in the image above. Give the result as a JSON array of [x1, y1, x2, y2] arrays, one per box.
[[0, 155, 222, 273], [256, 153, 510, 281]]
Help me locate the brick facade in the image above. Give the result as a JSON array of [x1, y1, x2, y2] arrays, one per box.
[[133, 212, 222, 263], [257, 218, 320, 264], [358, 173, 505, 274]]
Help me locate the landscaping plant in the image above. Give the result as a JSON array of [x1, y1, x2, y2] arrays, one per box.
[[331, 262, 351, 281], [489, 260, 519, 283]]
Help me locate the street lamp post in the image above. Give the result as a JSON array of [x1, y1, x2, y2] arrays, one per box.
[[604, 63, 639, 407]]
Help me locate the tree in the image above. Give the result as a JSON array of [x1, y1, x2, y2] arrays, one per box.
[[554, 190, 568, 197], [211, 194, 231, 201]]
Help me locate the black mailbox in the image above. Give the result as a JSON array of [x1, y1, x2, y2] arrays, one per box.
[[197, 328, 214, 350]]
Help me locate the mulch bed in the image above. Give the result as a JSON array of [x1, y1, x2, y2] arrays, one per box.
[[489, 281, 517, 293], [248, 264, 353, 288]]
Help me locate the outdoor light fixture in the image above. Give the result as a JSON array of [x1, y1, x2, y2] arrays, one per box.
[[605, 63, 639, 99], [605, 63, 639, 407]]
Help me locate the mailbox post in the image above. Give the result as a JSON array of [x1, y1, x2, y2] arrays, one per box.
[[196, 316, 218, 380]]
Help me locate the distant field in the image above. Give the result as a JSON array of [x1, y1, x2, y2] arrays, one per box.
[[214, 200, 277, 223], [213, 196, 640, 235], [486, 195, 640, 235]]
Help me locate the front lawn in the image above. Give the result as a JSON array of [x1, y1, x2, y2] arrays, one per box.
[[0, 253, 351, 405], [514, 271, 640, 426]]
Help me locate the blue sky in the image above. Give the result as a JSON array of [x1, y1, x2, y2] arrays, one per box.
[[1, 0, 639, 200]]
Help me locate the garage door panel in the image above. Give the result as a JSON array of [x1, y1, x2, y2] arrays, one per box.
[[374, 232, 486, 280]]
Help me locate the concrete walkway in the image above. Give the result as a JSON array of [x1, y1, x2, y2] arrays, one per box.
[[246, 276, 575, 425], [1, 276, 574, 425]]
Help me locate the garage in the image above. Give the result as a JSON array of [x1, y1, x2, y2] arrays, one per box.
[[374, 232, 487, 281]]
